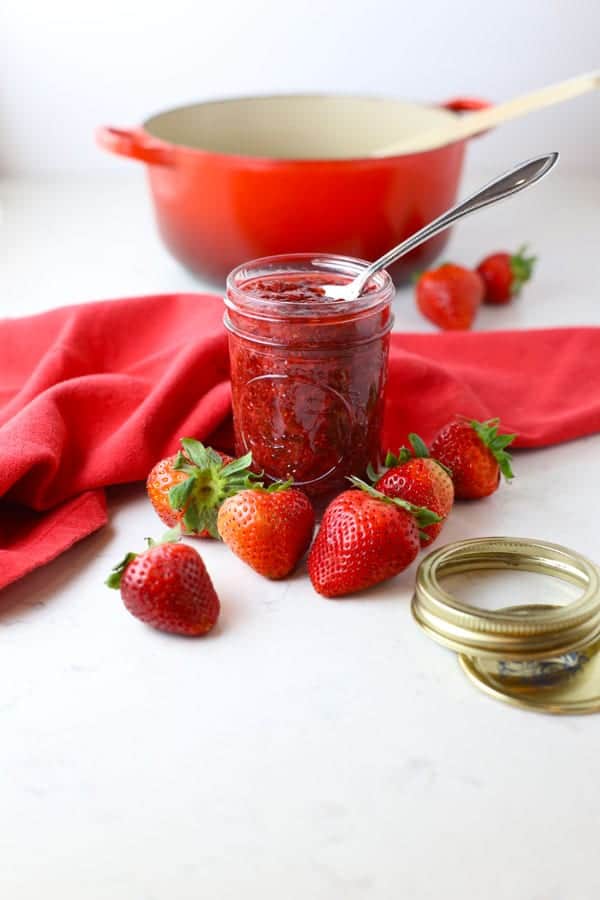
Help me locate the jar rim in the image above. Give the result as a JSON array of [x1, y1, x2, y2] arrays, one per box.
[[225, 252, 394, 320]]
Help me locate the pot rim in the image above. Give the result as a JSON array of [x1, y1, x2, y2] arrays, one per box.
[[138, 91, 486, 166]]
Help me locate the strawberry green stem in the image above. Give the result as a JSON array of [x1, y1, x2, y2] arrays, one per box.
[[105, 526, 181, 589], [510, 245, 536, 294], [469, 418, 517, 481], [348, 476, 442, 528], [368, 433, 452, 481], [169, 438, 262, 538]]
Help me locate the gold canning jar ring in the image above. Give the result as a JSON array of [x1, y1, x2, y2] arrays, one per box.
[[412, 537, 600, 662]]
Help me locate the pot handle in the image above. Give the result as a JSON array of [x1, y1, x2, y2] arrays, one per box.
[[441, 98, 492, 138], [96, 126, 174, 166]]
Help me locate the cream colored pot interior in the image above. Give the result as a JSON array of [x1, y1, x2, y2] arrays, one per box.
[[144, 95, 457, 159]]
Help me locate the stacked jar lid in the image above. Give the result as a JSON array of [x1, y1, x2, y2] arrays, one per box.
[[412, 537, 600, 714]]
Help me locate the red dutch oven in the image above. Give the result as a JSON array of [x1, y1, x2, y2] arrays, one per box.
[[97, 94, 489, 283]]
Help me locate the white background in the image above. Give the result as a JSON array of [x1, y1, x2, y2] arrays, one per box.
[[1, 0, 599, 175], [0, 7, 600, 900], [2, 4, 600, 898], [3, 158, 600, 900]]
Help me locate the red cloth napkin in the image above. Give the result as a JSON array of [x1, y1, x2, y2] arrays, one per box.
[[2, 292, 600, 591]]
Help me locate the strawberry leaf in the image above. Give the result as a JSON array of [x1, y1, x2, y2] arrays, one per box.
[[366, 462, 381, 483], [510, 244, 536, 294], [160, 526, 182, 543], [380, 439, 452, 478], [411, 506, 442, 527], [490, 434, 515, 451], [265, 479, 294, 493], [381, 447, 411, 470], [183, 503, 201, 534], [220, 452, 253, 478], [470, 418, 517, 481], [105, 552, 138, 589], [195, 507, 220, 540], [347, 476, 442, 527], [146, 527, 182, 548], [180, 438, 212, 469], [408, 433, 430, 458], [105, 528, 180, 588], [206, 447, 225, 467], [172, 450, 188, 471], [348, 476, 382, 497], [169, 475, 197, 511], [165, 440, 263, 535]]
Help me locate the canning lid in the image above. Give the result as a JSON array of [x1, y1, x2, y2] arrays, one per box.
[[412, 537, 600, 714]]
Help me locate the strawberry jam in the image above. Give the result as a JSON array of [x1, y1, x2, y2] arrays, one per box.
[[224, 254, 394, 497]]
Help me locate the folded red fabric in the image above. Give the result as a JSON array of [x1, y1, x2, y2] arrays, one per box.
[[2, 293, 599, 590]]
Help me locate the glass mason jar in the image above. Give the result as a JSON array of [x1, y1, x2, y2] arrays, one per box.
[[224, 253, 394, 497]]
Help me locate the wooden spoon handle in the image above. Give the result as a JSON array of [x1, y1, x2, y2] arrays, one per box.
[[374, 71, 600, 157]]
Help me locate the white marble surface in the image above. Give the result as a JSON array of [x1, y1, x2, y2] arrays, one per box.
[[1, 170, 600, 900]]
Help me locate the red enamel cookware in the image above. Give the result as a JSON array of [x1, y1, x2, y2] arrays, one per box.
[[97, 94, 489, 283]]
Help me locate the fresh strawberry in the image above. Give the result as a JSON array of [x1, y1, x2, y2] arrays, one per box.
[[477, 245, 536, 305], [430, 416, 517, 499], [308, 478, 440, 598], [370, 433, 454, 546], [106, 531, 220, 636], [415, 263, 484, 330], [217, 483, 315, 579], [147, 438, 259, 538]]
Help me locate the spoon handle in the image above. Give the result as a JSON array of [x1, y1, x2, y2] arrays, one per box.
[[374, 70, 599, 157], [352, 153, 559, 296]]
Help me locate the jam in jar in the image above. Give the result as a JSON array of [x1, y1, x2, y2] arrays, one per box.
[[224, 253, 394, 497]]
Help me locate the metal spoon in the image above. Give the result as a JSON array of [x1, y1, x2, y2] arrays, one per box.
[[322, 153, 559, 302]]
